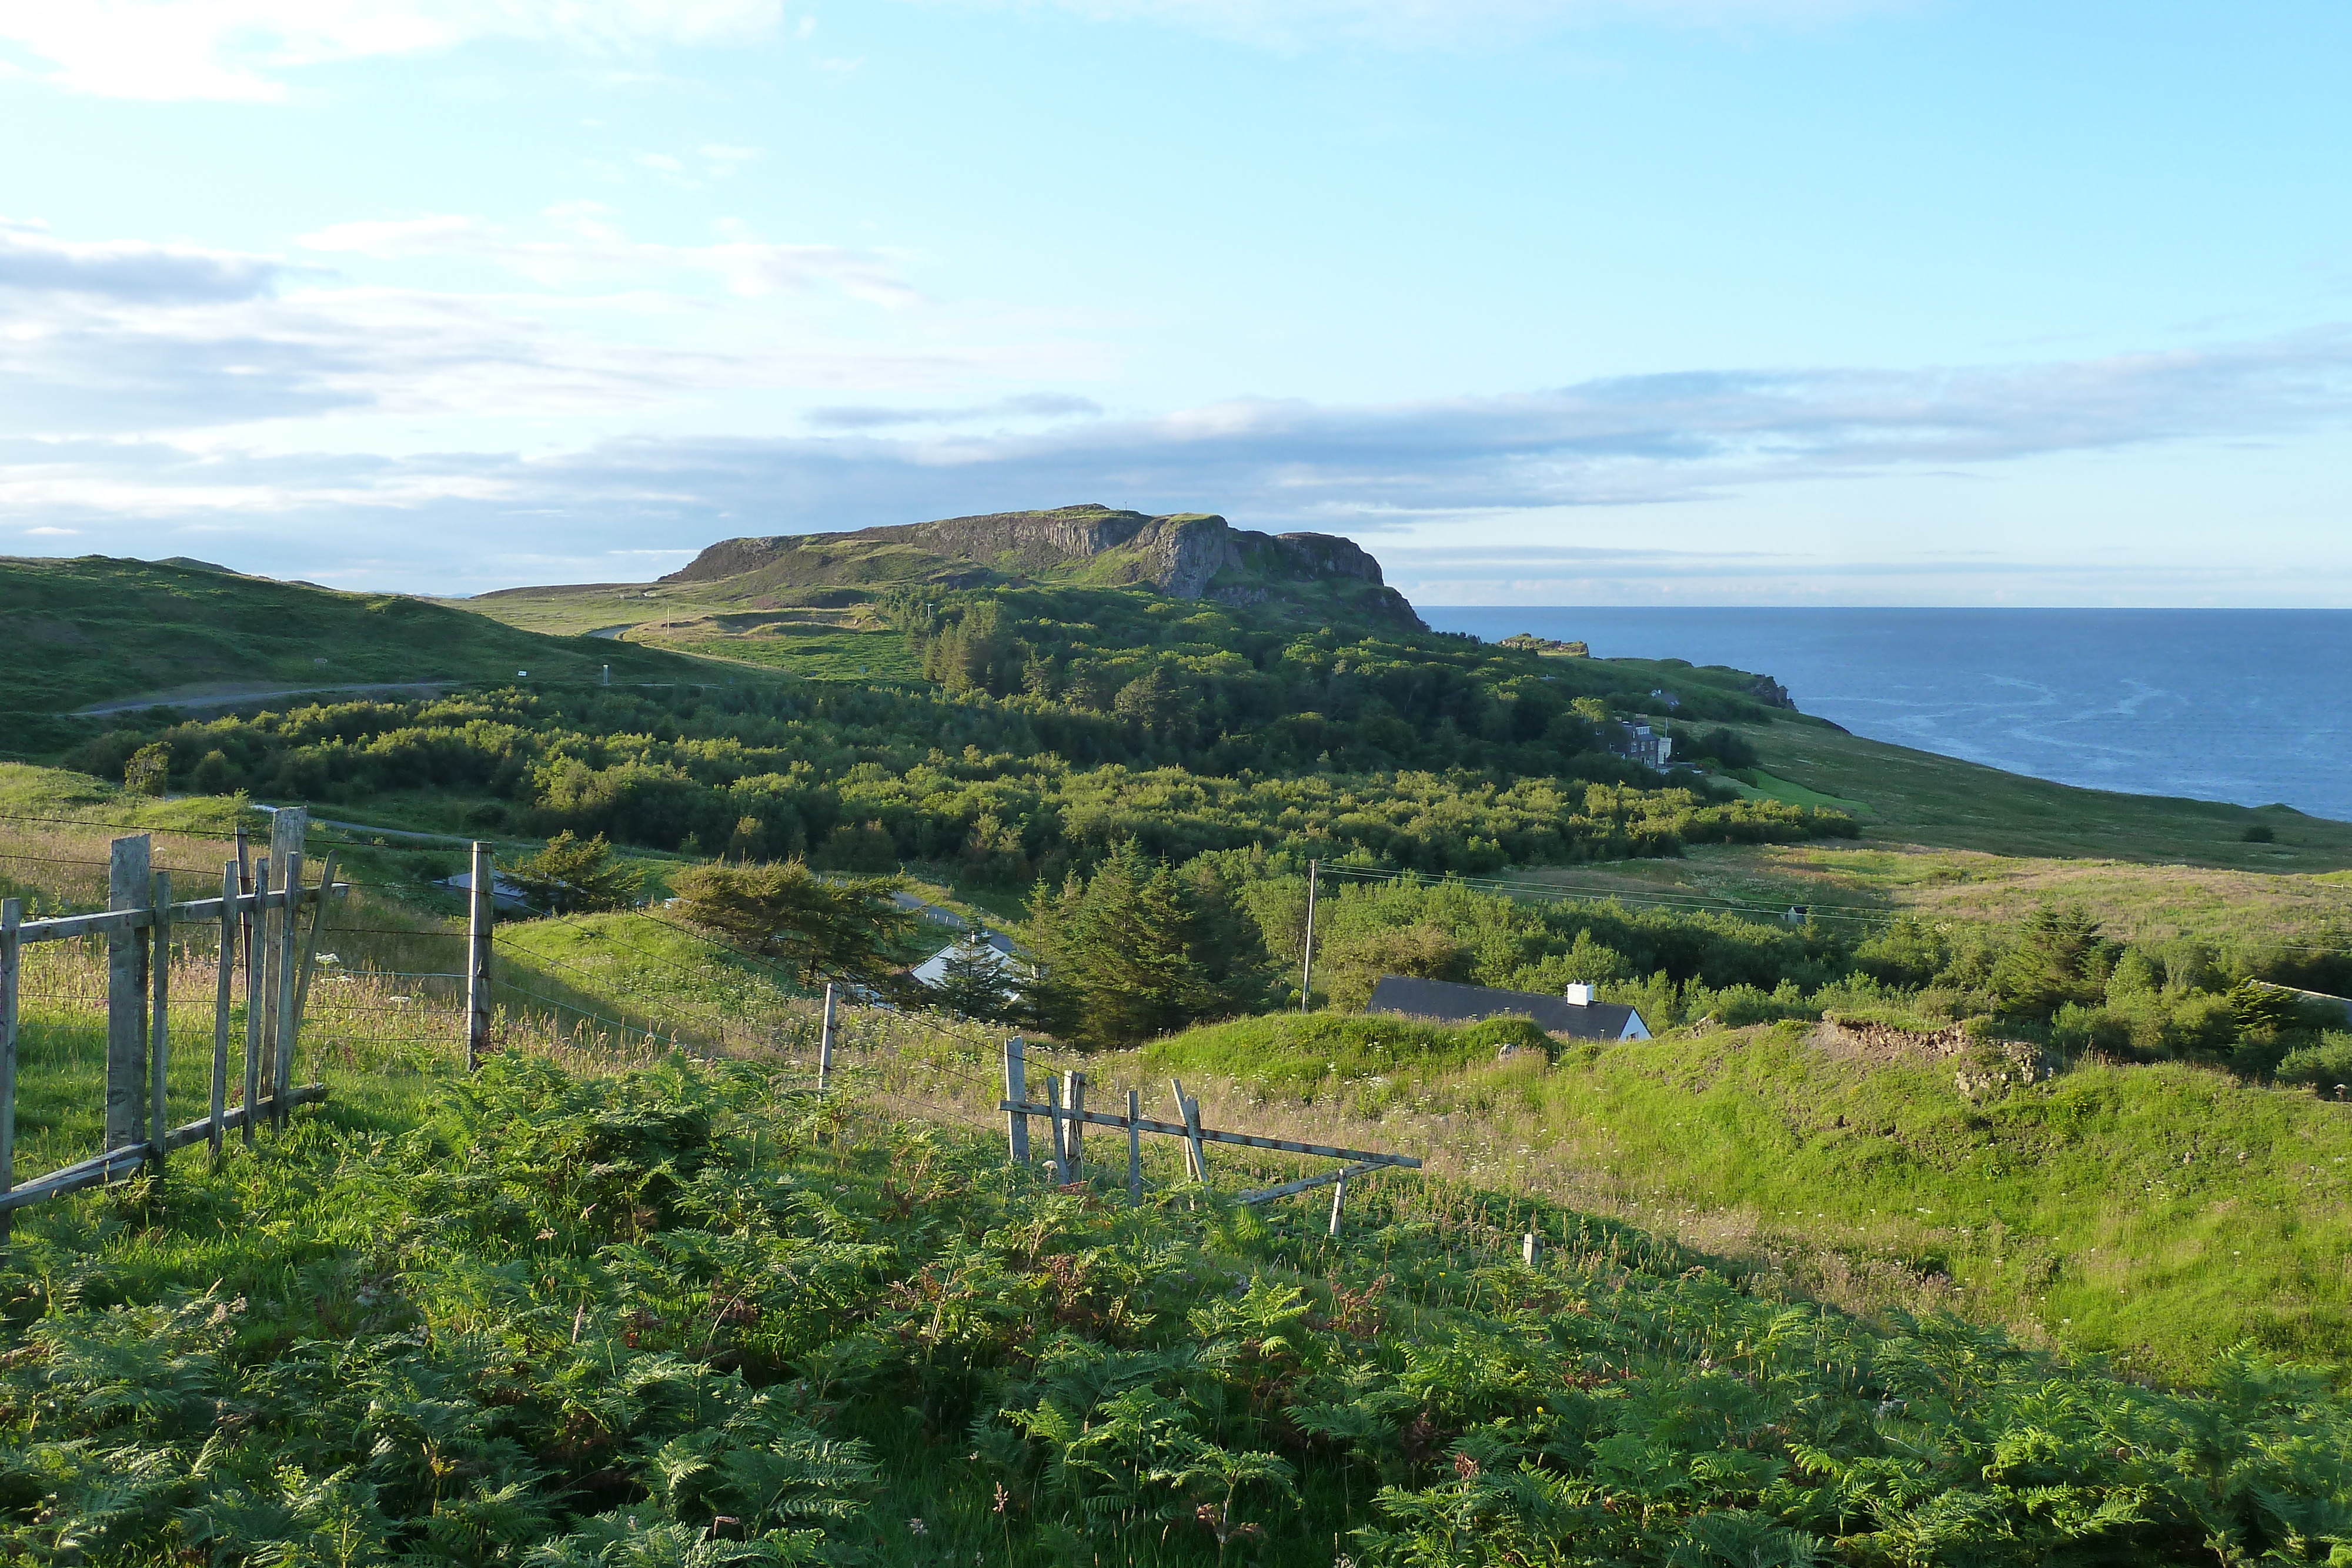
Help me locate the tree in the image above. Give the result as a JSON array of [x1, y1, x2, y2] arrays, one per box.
[[500, 831, 643, 915], [932, 931, 1020, 1022], [1990, 904, 2112, 1017], [124, 742, 171, 797], [1021, 843, 1269, 1048], [673, 858, 916, 991]]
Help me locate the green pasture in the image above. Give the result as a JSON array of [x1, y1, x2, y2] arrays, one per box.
[[1135, 1009, 2352, 1383]]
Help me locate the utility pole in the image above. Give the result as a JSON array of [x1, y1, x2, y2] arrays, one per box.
[[466, 841, 492, 1072], [1299, 858, 1318, 1012], [818, 982, 836, 1092]]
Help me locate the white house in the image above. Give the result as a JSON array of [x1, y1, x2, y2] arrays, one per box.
[[912, 930, 1025, 994]]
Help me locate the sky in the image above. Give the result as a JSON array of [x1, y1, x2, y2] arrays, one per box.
[[1, 1, 2348, 604]]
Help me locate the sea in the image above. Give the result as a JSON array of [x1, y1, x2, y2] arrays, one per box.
[[1418, 608, 2352, 825]]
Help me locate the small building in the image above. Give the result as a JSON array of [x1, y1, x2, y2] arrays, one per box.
[[1611, 717, 1673, 768], [436, 868, 534, 914], [911, 929, 1024, 991], [1366, 976, 1651, 1042]]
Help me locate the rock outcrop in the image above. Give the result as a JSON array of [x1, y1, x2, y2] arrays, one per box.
[[662, 504, 1421, 626]]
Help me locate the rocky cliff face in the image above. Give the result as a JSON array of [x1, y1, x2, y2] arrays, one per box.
[[662, 504, 1421, 626]]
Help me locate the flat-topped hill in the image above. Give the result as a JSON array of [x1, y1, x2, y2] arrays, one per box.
[[654, 503, 1422, 626]]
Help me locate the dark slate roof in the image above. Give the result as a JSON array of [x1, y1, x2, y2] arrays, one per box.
[[1365, 975, 1643, 1041]]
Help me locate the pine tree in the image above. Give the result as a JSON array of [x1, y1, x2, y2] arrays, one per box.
[[1021, 842, 1269, 1047], [933, 931, 1017, 1022], [501, 831, 643, 915]]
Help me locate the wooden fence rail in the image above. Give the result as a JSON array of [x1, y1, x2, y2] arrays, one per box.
[[0, 811, 346, 1237], [997, 1038, 1419, 1229]]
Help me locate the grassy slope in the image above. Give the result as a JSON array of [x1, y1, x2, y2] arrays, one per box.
[[1136, 1011, 2352, 1383], [1734, 713, 2352, 866], [8, 1012, 2352, 1562], [0, 556, 737, 748]]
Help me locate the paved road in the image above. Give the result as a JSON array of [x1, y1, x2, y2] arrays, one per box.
[[74, 681, 451, 718]]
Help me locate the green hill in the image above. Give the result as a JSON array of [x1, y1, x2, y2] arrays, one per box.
[[0, 555, 747, 754], [451, 504, 1425, 656], [1127, 1009, 2352, 1382], [4, 1019, 2352, 1563]]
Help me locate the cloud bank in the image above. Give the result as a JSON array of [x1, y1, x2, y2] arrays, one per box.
[[0, 0, 785, 101], [5, 322, 2350, 594]]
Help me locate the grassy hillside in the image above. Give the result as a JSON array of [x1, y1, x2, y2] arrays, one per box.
[[6, 1019, 2352, 1562], [1129, 1011, 2352, 1382], [0, 556, 737, 753], [1734, 712, 2352, 865]]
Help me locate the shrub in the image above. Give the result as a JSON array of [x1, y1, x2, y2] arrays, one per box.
[[2276, 1032, 2352, 1092], [123, 741, 171, 797]]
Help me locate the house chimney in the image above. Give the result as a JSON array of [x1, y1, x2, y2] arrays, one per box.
[[1565, 982, 1594, 1007]]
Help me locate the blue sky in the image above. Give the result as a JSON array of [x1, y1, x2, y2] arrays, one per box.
[[2, 1, 2347, 603]]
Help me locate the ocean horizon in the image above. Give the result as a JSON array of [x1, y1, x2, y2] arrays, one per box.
[[1419, 607, 2352, 825]]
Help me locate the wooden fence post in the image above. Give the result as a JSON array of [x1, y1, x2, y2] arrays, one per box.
[[149, 871, 171, 1174], [1170, 1078, 1209, 1183], [243, 854, 268, 1148], [272, 845, 302, 1129], [1329, 1174, 1347, 1236], [1065, 1071, 1085, 1182], [286, 850, 338, 1076], [1, 898, 18, 1249], [818, 982, 836, 1092], [1522, 1231, 1541, 1268], [1126, 1088, 1141, 1206], [1003, 1036, 1029, 1167], [1044, 1074, 1067, 1184], [104, 835, 152, 1152], [466, 841, 492, 1072], [211, 861, 235, 1159]]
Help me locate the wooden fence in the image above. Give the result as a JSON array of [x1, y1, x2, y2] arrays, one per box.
[[998, 1038, 1420, 1233], [0, 806, 346, 1232]]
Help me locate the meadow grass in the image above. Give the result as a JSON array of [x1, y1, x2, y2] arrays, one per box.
[[1506, 838, 2352, 960], [1115, 1011, 2352, 1384], [1730, 715, 2352, 867], [0, 558, 725, 751]]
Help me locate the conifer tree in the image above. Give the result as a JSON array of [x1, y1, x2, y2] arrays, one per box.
[[1021, 842, 1268, 1047]]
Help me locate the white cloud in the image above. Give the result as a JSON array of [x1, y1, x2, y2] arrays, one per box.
[[0, 0, 785, 101], [0, 219, 289, 302], [299, 207, 916, 303], [912, 0, 1891, 49], [8, 326, 2349, 565]]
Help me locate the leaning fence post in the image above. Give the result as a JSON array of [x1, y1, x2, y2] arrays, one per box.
[[1, 898, 19, 1249], [1170, 1078, 1209, 1183], [1522, 1231, 1541, 1268], [1044, 1074, 1068, 1184], [1328, 1174, 1348, 1237], [286, 850, 339, 1082], [149, 870, 171, 1174], [105, 835, 153, 1153], [272, 846, 302, 1129], [818, 982, 836, 1092], [243, 854, 268, 1147], [1003, 1036, 1030, 1167], [466, 841, 492, 1072], [1065, 1071, 1085, 1182], [211, 861, 234, 1158], [1126, 1088, 1142, 1206]]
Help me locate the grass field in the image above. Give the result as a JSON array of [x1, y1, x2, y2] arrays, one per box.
[[8, 968, 2352, 1562], [1733, 714, 2352, 867], [0, 556, 737, 755], [1113, 1011, 2352, 1384]]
